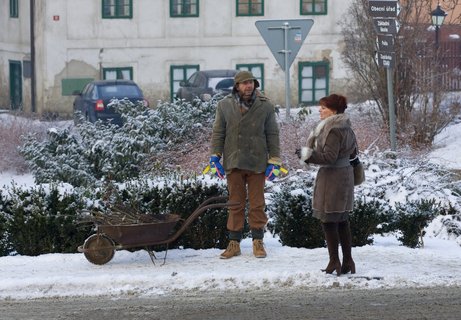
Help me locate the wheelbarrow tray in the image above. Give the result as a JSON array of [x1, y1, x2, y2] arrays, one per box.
[[98, 213, 180, 246]]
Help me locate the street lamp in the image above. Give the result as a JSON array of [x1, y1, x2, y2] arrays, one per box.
[[430, 4, 447, 107], [431, 4, 447, 49]]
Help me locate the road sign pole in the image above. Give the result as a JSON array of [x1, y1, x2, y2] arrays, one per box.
[[283, 22, 291, 121], [387, 67, 397, 150], [369, 0, 399, 151]]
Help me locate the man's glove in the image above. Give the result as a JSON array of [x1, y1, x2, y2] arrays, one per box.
[[265, 164, 280, 181], [209, 155, 225, 179]]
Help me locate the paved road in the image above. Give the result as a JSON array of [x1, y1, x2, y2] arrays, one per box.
[[1, 286, 460, 320]]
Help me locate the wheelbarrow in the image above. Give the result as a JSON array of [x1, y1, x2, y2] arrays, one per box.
[[78, 196, 238, 265]]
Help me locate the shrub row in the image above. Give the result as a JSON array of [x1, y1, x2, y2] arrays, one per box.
[[2, 175, 458, 257], [267, 181, 457, 249], [0, 177, 229, 256]]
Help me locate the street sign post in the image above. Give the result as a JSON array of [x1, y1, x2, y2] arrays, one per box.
[[255, 19, 314, 120], [369, 0, 398, 151]]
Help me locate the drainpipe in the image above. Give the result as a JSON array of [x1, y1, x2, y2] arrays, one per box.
[[30, 0, 36, 113]]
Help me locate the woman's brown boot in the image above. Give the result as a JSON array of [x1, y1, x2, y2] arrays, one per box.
[[338, 220, 356, 274], [322, 222, 341, 276]]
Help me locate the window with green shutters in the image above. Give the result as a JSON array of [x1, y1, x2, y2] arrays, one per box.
[[170, 0, 199, 17], [236, 0, 264, 16], [300, 0, 327, 15], [102, 0, 132, 19], [236, 64, 264, 91], [298, 61, 329, 105], [170, 65, 200, 101]]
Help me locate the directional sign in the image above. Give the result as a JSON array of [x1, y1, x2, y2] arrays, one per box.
[[255, 19, 314, 71], [369, 0, 400, 18], [376, 51, 395, 68], [376, 34, 395, 52], [372, 18, 400, 34]]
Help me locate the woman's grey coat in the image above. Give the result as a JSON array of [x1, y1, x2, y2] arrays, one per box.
[[305, 114, 357, 222]]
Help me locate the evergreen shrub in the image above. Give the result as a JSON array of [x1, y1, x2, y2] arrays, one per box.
[[4, 184, 92, 256], [268, 185, 324, 249], [349, 197, 391, 246], [389, 199, 444, 248], [19, 99, 218, 188], [0, 190, 13, 256]]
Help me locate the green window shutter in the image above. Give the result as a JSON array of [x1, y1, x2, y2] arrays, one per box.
[[62, 78, 94, 96]]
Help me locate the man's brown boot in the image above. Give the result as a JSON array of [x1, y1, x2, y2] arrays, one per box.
[[220, 240, 241, 259], [253, 239, 267, 258]]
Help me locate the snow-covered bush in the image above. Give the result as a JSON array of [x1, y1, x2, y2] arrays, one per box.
[[349, 197, 393, 246], [19, 98, 218, 187], [267, 184, 324, 249], [0, 190, 11, 256], [387, 199, 447, 248], [267, 175, 324, 249], [1, 183, 91, 256]]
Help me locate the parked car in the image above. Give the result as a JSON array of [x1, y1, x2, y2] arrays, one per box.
[[176, 69, 238, 102], [73, 79, 148, 125]]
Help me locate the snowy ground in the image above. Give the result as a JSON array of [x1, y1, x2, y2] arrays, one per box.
[[1, 105, 461, 300], [0, 231, 460, 300]]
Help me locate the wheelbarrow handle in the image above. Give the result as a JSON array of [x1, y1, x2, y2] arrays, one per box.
[[164, 196, 239, 245], [196, 196, 231, 209]]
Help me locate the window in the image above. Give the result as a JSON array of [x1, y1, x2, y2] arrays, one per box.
[[103, 67, 133, 80], [236, 64, 264, 91], [10, 0, 19, 18], [170, 0, 199, 17], [102, 0, 132, 19], [236, 0, 264, 16], [170, 65, 200, 101], [298, 61, 329, 105], [300, 0, 327, 15]]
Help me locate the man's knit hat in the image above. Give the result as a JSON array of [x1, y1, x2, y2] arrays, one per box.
[[234, 70, 260, 88]]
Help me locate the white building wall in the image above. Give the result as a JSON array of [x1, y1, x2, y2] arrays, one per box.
[[0, 0, 31, 108], [2, 0, 353, 115]]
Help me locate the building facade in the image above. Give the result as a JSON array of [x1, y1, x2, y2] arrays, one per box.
[[1, 0, 354, 115]]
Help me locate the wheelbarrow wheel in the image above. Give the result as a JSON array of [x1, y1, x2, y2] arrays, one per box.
[[83, 234, 115, 265]]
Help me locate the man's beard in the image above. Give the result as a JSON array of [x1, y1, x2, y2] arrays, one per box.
[[240, 89, 254, 101]]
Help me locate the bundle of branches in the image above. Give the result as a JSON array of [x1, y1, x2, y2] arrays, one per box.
[[81, 204, 168, 226]]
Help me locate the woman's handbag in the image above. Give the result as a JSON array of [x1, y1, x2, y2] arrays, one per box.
[[350, 132, 365, 186], [352, 159, 365, 186]]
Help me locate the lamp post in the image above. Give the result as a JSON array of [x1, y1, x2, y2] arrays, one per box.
[[431, 4, 447, 50], [430, 4, 447, 106]]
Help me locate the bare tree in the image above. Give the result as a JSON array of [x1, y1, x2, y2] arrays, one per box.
[[341, 0, 461, 148]]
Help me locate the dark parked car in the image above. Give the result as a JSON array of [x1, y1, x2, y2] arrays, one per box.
[[73, 79, 148, 125], [176, 69, 238, 102]]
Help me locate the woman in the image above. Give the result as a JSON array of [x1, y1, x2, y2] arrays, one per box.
[[298, 94, 357, 276]]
